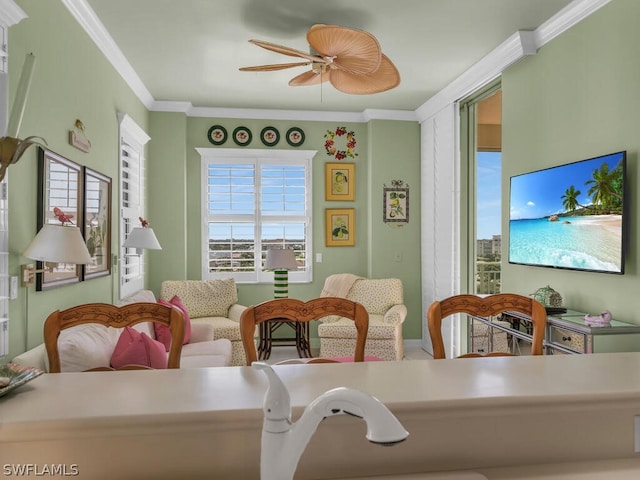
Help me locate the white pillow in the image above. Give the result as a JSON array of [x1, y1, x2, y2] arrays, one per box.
[[57, 324, 121, 372]]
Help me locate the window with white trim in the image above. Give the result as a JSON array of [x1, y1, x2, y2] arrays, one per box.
[[197, 148, 314, 284], [118, 113, 150, 299]]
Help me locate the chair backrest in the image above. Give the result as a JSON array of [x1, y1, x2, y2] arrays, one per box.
[[240, 297, 369, 365], [44, 302, 184, 373], [427, 293, 547, 359]]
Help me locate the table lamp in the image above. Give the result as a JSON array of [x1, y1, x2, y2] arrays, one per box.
[[22, 224, 93, 286], [265, 248, 298, 298]]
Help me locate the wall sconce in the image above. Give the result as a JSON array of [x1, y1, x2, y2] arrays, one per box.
[[22, 224, 93, 287], [122, 217, 162, 255], [264, 248, 298, 298], [0, 53, 47, 182]]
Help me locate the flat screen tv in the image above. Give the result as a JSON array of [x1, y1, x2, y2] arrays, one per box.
[[509, 151, 627, 274]]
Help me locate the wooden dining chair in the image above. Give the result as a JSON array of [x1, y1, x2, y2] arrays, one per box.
[[427, 293, 547, 359], [44, 302, 185, 372], [240, 297, 369, 365]]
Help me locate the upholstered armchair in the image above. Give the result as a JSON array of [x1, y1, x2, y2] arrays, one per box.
[[160, 279, 250, 366], [317, 277, 407, 361]]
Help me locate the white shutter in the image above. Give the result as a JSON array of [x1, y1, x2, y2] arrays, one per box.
[[118, 114, 149, 299], [0, 181, 7, 358], [198, 148, 314, 284]]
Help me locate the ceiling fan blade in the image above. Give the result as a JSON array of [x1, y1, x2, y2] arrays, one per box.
[[307, 24, 381, 75], [329, 54, 400, 94], [240, 61, 311, 72], [289, 69, 330, 87], [248, 39, 325, 63]]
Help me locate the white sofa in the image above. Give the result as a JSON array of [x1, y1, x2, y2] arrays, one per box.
[[160, 279, 251, 366], [318, 277, 407, 361], [12, 289, 233, 372]]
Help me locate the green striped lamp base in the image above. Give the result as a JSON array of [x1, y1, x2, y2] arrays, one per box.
[[273, 269, 289, 298]]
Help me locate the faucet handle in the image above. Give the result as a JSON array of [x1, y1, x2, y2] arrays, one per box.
[[253, 362, 292, 433]]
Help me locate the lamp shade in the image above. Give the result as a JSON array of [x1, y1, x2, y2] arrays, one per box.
[[264, 248, 297, 271], [122, 227, 162, 251], [23, 224, 92, 264]]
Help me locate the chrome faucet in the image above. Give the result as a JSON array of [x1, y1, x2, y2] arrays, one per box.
[[253, 362, 409, 480]]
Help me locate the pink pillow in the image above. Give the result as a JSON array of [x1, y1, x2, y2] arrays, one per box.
[[155, 296, 191, 351], [111, 326, 167, 369], [168, 295, 191, 343]]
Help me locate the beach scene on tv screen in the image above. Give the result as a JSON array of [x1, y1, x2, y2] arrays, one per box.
[[509, 152, 625, 273]]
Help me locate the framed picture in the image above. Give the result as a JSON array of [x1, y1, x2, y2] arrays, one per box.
[[325, 162, 355, 201], [36, 148, 83, 290], [82, 167, 112, 280], [383, 184, 409, 223], [325, 208, 355, 247]]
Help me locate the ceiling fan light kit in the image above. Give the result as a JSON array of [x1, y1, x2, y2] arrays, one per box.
[[240, 24, 400, 95]]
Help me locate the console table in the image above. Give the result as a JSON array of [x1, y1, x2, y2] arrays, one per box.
[[469, 309, 640, 354]]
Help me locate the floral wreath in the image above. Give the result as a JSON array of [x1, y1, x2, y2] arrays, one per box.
[[324, 126, 357, 160]]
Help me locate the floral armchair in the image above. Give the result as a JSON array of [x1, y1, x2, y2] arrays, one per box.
[[317, 277, 407, 361]]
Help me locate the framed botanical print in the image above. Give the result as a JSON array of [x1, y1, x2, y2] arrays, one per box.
[[36, 148, 83, 290], [325, 162, 355, 201], [82, 167, 112, 280], [325, 208, 355, 247], [383, 182, 409, 223]]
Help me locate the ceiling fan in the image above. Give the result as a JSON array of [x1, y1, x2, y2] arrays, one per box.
[[239, 24, 400, 95]]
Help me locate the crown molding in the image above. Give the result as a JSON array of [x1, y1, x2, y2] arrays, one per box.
[[62, 0, 154, 108], [415, 30, 530, 122], [362, 109, 418, 122], [152, 102, 417, 123], [0, 0, 26, 27], [534, 0, 612, 46], [415, 0, 612, 122]]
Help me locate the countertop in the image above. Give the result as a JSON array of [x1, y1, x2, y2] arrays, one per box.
[[2, 353, 640, 478]]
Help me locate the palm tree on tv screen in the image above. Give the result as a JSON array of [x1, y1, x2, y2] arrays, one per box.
[[561, 185, 582, 213], [585, 163, 623, 213]]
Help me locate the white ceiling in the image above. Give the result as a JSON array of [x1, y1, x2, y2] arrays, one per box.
[[81, 0, 576, 115]]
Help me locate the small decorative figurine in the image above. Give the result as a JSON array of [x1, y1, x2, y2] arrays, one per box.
[[583, 310, 612, 327]]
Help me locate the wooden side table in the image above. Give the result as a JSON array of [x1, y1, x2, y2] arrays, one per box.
[[257, 319, 312, 360]]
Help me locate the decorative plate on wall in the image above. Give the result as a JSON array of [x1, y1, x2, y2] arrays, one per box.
[[261, 126, 280, 147], [233, 126, 252, 146], [207, 125, 227, 145], [285, 127, 305, 147]]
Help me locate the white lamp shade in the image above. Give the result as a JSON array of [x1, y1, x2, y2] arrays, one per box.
[[265, 248, 297, 271], [23, 224, 92, 264], [122, 227, 162, 250]]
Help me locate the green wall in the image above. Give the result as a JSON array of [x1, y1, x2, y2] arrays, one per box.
[[148, 116, 422, 340], [368, 120, 422, 339], [5, 0, 148, 359], [501, 0, 640, 323], [147, 112, 188, 288]]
